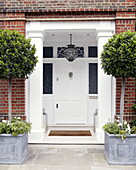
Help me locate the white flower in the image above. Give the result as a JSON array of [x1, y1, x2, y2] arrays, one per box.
[[2, 120, 7, 123], [118, 123, 122, 126], [116, 119, 119, 123], [17, 117, 21, 120], [124, 121, 127, 125], [7, 121, 11, 125], [127, 124, 131, 133]]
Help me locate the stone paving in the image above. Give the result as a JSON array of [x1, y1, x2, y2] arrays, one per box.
[[0, 144, 136, 170]]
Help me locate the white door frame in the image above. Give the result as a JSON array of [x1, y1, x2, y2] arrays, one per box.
[[26, 21, 115, 142]]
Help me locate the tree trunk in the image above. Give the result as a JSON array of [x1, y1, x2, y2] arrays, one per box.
[[8, 76, 12, 123], [120, 78, 125, 124]]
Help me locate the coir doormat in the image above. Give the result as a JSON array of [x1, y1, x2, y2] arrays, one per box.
[[48, 130, 92, 136]]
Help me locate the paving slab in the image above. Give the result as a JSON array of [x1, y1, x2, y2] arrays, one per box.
[[0, 144, 136, 170]]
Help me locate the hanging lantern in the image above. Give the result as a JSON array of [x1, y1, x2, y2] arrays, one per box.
[[61, 34, 79, 62]]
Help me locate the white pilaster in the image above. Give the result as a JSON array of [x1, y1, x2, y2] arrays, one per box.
[[96, 31, 114, 143], [26, 30, 45, 142]]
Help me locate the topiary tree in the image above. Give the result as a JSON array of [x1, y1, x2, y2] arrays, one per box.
[[0, 29, 38, 122], [101, 31, 136, 125]]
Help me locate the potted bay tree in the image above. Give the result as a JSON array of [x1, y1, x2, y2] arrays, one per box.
[[0, 29, 38, 164], [101, 30, 136, 165]]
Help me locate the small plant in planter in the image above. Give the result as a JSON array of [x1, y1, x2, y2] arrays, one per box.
[[101, 30, 136, 165], [103, 120, 136, 165], [0, 117, 32, 164], [0, 117, 31, 136], [0, 29, 38, 164], [103, 120, 135, 140]]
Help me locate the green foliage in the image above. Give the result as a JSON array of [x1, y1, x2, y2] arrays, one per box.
[[117, 130, 128, 140], [0, 122, 10, 134], [101, 31, 136, 78], [132, 104, 136, 110], [131, 126, 136, 134], [130, 119, 136, 127], [0, 29, 38, 80], [0, 117, 31, 136], [103, 122, 120, 134], [103, 121, 134, 140]]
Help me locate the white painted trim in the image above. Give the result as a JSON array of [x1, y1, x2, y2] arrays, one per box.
[[28, 128, 45, 142], [0, 17, 115, 21], [28, 17, 136, 20], [26, 21, 115, 32], [26, 30, 45, 142], [96, 30, 114, 142], [27, 30, 45, 41], [0, 18, 26, 21], [43, 58, 98, 63], [97, 31, 114, 39], [115, 17, 136, 20]]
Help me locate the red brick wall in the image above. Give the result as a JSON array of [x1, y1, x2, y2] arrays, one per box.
[[116, 78, 136, 122], [0, 9, 136, 122], [115, 11, 136, 122], [0, 79, 25, 119], [116, 12, 136, 33], [26, 11, 115, 20], [0, 21, 4, 30], [0, 14, 26, 119], [0, 13, 25, 34], [0, 80, 8, 115], [0, 0, 135, 12]]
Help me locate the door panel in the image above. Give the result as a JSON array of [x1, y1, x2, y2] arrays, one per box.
[[54, 60, 87, 125]]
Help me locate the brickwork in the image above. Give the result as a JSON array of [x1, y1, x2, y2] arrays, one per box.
[[116, 12, 136, 33], [0, 80, 8, 115], [115, 11, 136, 122], [0, 21, 4, 30], [0, 0, 135, 12], [0, 79, 25, 119], [26, 11, 115, 20], [0, 13, 25, 34], [0, 2, 136, 122], [116, 78, 136, 122], [3, 21, 25, 34]]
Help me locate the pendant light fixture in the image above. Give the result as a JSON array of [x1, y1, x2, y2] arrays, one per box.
[[62, 34, 79, 62]]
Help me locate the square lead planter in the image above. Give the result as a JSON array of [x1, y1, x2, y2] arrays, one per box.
[[0, 133, 28, 164], [104, 132, 136, 165]]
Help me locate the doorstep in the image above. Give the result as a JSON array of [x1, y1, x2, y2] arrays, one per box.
[[29, 130, 103, 145]]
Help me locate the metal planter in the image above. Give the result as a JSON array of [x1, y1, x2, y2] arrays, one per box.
[[104, 132, 136, 165], [0, 133, 28, 164]]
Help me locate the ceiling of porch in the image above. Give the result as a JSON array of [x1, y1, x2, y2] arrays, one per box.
[[43, 29, 97, 46]]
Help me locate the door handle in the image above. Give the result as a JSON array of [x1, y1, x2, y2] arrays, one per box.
[[56, 104, 59, 109]]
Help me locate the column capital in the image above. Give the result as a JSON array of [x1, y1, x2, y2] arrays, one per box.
[[27, 30, 45, 41], [96, 29, 114, 39]]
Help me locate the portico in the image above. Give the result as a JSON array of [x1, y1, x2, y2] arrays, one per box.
[[26, 21, 115, 143]]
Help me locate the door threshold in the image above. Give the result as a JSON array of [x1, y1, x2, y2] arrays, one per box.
[[28, 130, 103, 144], [29, 143, 104, 145]]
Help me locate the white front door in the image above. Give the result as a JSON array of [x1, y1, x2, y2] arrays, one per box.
[[54, 59, 87, 125]]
